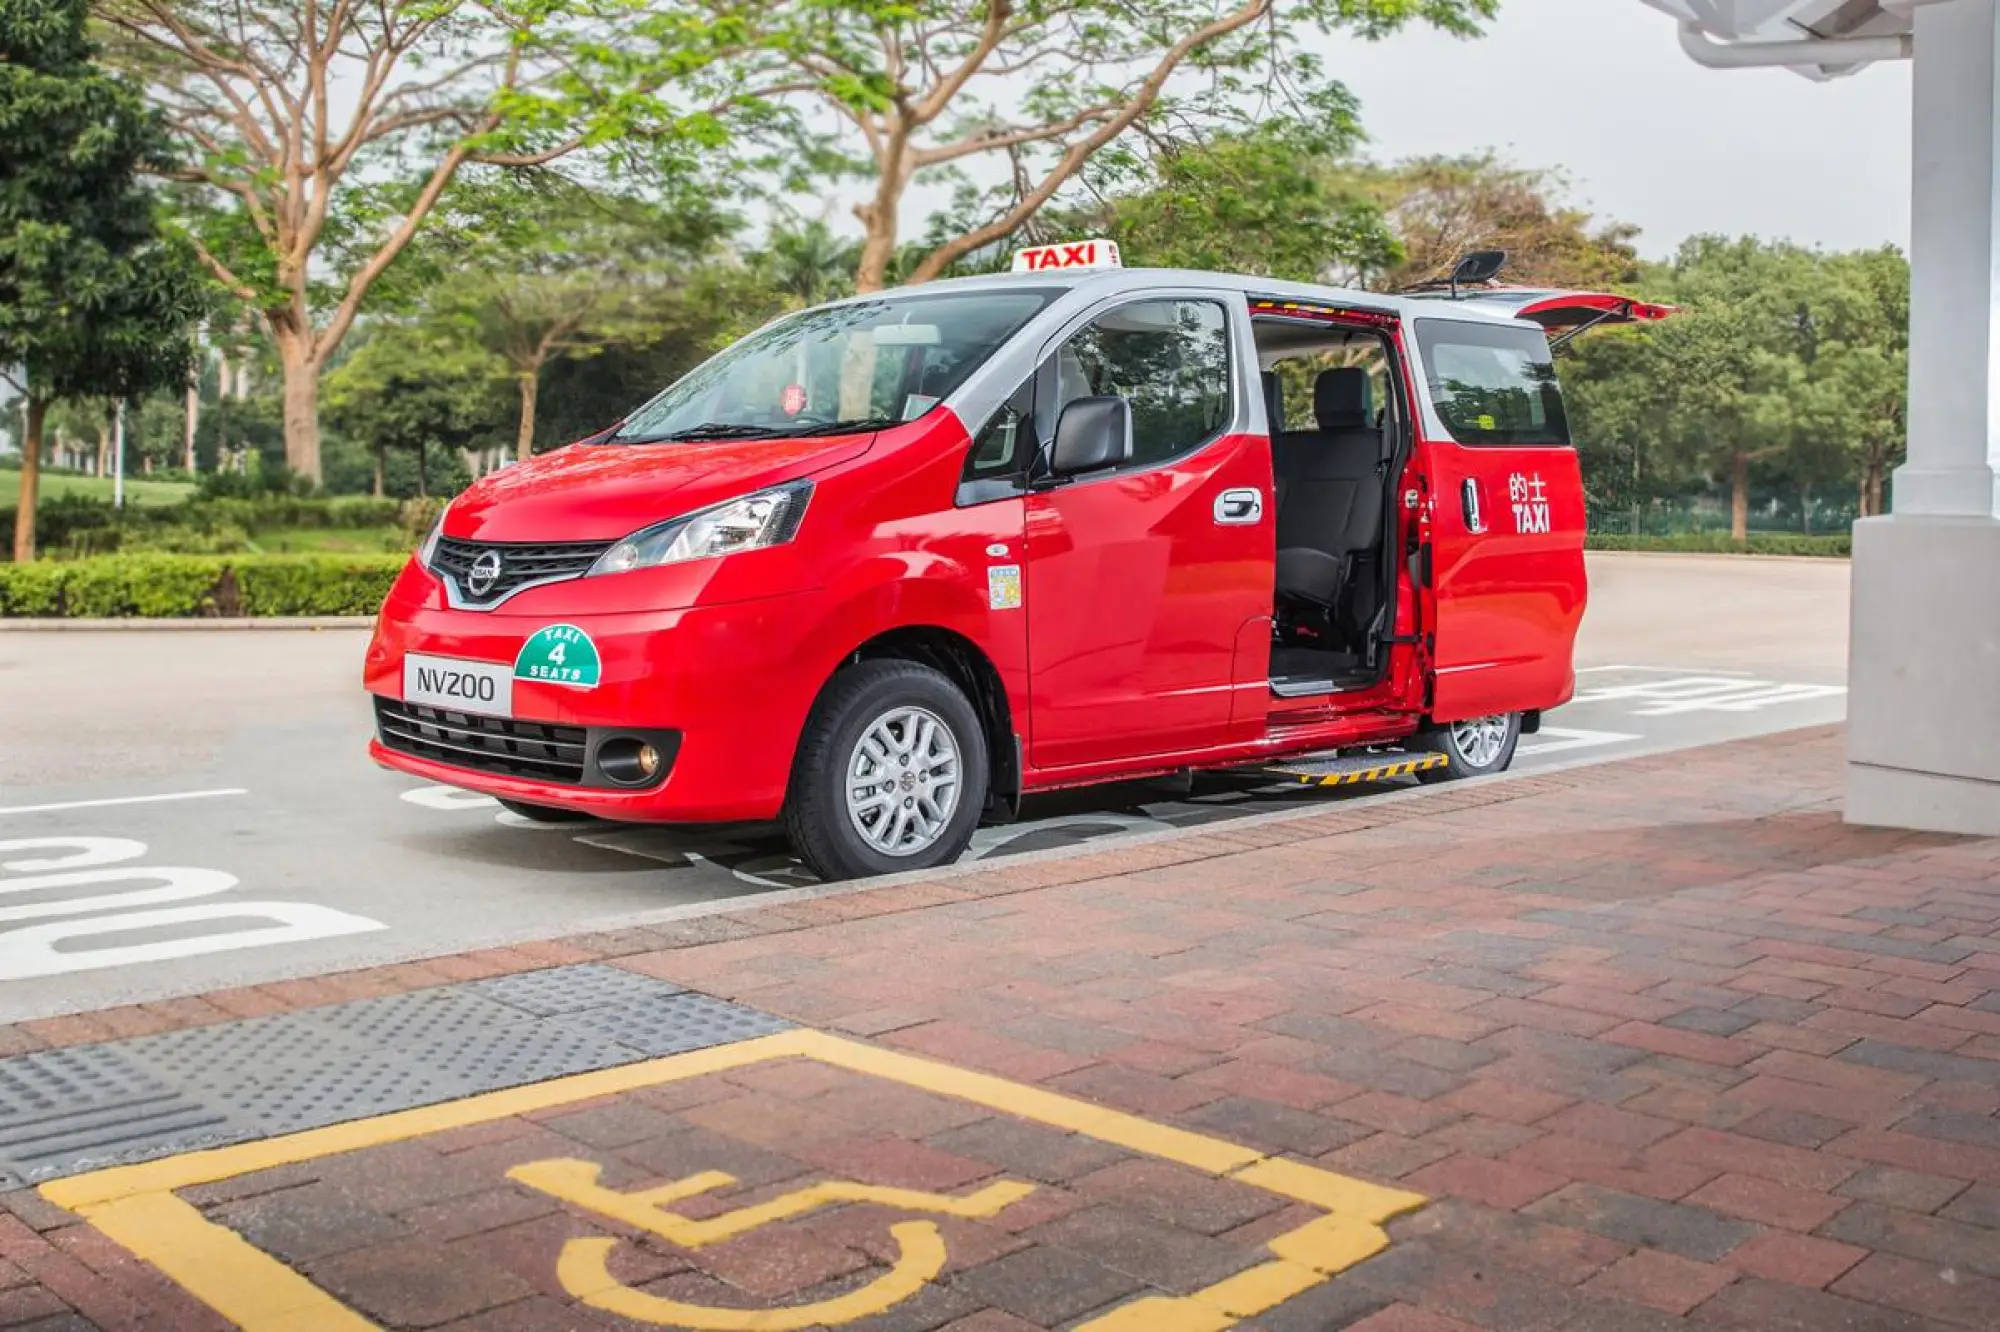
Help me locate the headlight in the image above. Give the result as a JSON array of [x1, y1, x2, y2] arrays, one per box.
[[417, 505, 447, 566], [588, 482, 812, 577]]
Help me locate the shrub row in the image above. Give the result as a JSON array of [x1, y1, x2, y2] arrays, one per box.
[[0, 554, 407, 618], [1585, 532, 1851, 557]]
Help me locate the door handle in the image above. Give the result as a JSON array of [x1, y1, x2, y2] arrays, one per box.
[[1461, 479, 1485, 534], [1214, 488, 1264, 525]]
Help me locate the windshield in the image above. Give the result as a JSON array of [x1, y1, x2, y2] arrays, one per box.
[[612, 290, 1058, 443]]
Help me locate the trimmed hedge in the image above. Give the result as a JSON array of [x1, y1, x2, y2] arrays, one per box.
[[1586, 532, 1851, 557], [0, 554, 407, 618]]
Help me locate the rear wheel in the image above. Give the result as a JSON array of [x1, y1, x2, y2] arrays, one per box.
[[784, 660, 988, 881], [497, 798, 595, 824], [1414, 712, 1522, 783]]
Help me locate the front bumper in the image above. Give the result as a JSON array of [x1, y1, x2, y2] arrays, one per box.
[[363, 575, 827, 823]]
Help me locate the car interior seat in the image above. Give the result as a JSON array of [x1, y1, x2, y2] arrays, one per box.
[[1272, 367, 1386, 625]]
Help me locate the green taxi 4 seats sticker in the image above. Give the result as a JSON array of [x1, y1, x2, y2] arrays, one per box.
[[514, 624, 602, 688]]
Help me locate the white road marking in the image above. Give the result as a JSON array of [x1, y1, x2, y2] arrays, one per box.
[[1577, 665, 1758, 677], [0, 788, 249, 817], [1576, 675, 1847, 716], [1516, 726, 1641, 758], [0, 836, 384, 982]]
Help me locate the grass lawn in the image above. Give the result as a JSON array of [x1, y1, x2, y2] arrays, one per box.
[[9, 469, 196, 507]]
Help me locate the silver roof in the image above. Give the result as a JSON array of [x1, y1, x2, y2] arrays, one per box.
[[839, 267, 1536, 328]]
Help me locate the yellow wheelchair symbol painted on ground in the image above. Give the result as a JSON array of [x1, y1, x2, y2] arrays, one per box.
[[509, 1157, 1037, 1329]]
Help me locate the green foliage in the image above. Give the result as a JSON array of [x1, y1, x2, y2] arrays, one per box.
[[0, 554, 407, 616], [1587, 533, 1851, 557], [0, 0, 210, 403], [1565, 237, 1910, 536]]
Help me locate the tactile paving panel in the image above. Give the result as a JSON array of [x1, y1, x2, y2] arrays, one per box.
[[0, 965, 789, 1183], [466, 962, 685, 1015]]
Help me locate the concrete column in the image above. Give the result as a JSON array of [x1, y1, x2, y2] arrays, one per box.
[[1847, 0, 2000, 833]]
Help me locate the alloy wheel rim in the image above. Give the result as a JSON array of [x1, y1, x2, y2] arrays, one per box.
[[845, 706, 962, 856], [1450, 715, 1510, 769]]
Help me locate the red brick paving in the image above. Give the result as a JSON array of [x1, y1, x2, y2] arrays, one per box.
[[5, 726, 2000, 1329]]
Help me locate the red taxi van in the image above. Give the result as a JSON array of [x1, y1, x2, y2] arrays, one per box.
[[364, 244, 1666, 878]]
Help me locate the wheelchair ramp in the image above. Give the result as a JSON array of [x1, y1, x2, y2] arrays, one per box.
[[1260, 750, 1448, 786]]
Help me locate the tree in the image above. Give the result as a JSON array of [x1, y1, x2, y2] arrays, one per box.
[[1, 0, 210, 560], [1067, 98, 1399, 285], [728, 0, 1495, 292], [413, 172, 729, 461], [96, 0, 747, 482], [1359, 153, 1641, 291], [324, 323, 500, 499]]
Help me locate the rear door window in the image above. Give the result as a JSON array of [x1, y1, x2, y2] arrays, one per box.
[[1414, 320, 1569, 448]]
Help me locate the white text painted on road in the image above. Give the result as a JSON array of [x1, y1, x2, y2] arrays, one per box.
[[0, 836, 383, 981]]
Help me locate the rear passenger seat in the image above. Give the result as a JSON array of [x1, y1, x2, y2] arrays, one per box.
[[1272, 368, 1385, 611]]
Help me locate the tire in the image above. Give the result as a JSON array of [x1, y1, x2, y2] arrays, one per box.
[[1413, 712, 1522, 783], [784, 660, 989, 881], [497, 798, 596, 823]]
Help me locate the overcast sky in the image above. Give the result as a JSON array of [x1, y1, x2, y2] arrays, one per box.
[[1314, 0, 1912, 258]]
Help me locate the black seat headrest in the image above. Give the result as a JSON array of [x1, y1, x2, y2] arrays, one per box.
[[1313, 368, 1373, 432]]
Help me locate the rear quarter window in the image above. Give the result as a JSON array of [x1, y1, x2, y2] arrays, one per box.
[[1414, 319, 1570, 448]]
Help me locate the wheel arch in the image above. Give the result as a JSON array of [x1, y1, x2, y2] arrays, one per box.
[[824, 625, 1021, 818]]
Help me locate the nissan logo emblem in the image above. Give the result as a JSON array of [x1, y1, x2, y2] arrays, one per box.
[[466, 550, 504, 597]]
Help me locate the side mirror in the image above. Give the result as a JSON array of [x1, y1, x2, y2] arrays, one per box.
[[1050, 397, 1132, 477]]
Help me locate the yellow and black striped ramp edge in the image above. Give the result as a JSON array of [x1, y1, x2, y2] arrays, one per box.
[[1264, 752, 1451, 787]]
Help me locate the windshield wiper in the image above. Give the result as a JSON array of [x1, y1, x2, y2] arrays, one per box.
[[613, 422, 787, 444], [786, 416, 904, 438]]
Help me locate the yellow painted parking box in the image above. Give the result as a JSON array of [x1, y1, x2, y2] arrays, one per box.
[[41, 1029, 1425, 1331]]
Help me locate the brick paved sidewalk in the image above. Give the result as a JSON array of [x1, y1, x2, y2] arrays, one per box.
[[6, 724, 2000, 1332]]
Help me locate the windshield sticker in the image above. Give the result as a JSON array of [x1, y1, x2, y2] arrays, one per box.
[[515, 624, 603, 689], [902, 394, 939, 421], [781, 384, 807, 416], [988, 564, 1022, 611], [1509, 473, 1551, 535]]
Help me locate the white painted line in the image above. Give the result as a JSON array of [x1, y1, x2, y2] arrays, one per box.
[[1577, 665, 1758, 677], [1516, 727, 1641, 758], [0, 789, 249, 817]]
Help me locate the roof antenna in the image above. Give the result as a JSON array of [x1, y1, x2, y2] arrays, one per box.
[[1448, 250, 1507, 300]]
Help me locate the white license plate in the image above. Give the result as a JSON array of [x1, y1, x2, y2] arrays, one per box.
[[403, 653, 514, 718]]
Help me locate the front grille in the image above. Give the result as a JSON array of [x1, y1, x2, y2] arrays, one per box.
[[430, 537, 612, 607], [375, 698, 587, 784]]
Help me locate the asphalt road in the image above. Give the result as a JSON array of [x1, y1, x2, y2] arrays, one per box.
[[0, 553, 1851, 1021]]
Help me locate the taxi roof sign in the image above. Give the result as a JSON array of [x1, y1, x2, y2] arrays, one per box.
[[1011, 239, 1122, 273]]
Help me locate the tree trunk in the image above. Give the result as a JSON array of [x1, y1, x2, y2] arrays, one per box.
[[371, 445, 385, 499], [1858, 470, 1870, 519], [276, 335, 322, 483], [416, 440, 428, 500], [1730, 450, 1750, 544], [95, 420, 111, 477], [852, 152, 909, 294], [1800, 483, 1812, 536], [515, 372, 540, 463], [13, 398, 46, 563], [184, 379, 200, 473], [1867, 464, 1886, 517]]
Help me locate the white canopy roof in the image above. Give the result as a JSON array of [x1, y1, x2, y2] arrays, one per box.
[[1638, 0, 1917, 79]]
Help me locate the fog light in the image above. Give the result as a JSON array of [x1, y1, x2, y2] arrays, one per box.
[[597, 736, 666, 786]]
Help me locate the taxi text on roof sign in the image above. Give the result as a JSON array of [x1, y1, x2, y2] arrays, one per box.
[[1011, 238, 1122, 273]]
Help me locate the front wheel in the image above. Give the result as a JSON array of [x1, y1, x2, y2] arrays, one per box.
[[783, 660, 989, 882], [1414, 712, 1522, 783]]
